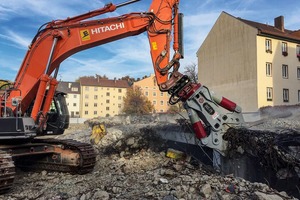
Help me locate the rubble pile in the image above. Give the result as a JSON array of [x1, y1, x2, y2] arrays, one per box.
[[1, 111, 299, 200]]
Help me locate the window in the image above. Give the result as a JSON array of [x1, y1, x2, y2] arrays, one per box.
[[282, 42, 288, 56], [106, 107, 110, 111], [266, 62, 272, 77], [297, 45, 300, 56], [94, 103, 97, 107], [85, 102, 88, 107], [106, 100, 110, 104], [84, 111, 88, 115], [153, 92, 156, 96], [73, 94, 77, 98], [153, 100, 156, 105], [73, 103, 76, 107], [265, 39, 272, 53], [118, 104, 121, 108], [145, 91, 148, 96], [94, 87, 98, 91], [283, 89, 289, 102], [106, 92, 110, 96], [118, 89, 122, 93], [94, 95, 98, 100], [94, 111, 97, 115], [297, 67, 300, 79], [85, 86, 89, 91], [267, 87, 273, 101], [71, 87, 78, 92], [160, 100, 164, 105], [282, 64, 288, 78], [160, 92, 164, 97], [85, 94, 89, 99]]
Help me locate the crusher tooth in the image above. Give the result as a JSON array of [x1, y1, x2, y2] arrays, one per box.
[[0, 138, 96, 193]]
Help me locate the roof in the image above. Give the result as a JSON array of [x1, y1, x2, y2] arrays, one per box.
[[237, 17, 300, 42], [80, 77, 131, 88], [57, 81, 81, 94]]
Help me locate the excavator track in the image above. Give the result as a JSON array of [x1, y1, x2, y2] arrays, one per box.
[[0, 151, 15, 194], [15, 139, 96, 174]]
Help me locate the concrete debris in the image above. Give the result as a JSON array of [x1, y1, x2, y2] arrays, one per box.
[[1, 109, 299, 199]]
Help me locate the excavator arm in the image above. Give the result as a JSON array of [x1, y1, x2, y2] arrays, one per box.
[[1, 0, 244, 154], [6, 0, 180, 120]]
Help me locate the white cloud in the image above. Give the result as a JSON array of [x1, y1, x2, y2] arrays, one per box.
[[0, 30, 31, 49]]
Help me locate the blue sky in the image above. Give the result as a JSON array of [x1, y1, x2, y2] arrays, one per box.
[[0, 0, 299, 82]]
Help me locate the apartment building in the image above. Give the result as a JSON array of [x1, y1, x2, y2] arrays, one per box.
[[80, 77, 130, 118], [197, 12, 300, 112], [57, 81, 81, 117], [133, 74, 170, 113]]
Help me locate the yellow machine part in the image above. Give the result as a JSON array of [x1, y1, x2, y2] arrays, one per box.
[[90, 123, 106, 144], [165, 148, 185, 159]]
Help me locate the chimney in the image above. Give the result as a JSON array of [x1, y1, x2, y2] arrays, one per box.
[[274, 16, 284, 32]]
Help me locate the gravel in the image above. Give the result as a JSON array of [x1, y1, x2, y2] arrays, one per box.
[[1, 109, 299, 200]]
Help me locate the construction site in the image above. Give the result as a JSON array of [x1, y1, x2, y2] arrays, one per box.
[[0, 105, 298, 200], [0, 0, 299, 199]]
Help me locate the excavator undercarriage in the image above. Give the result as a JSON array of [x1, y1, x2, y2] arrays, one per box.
[[0, 138, 96, 193], [0, 84, 96, 193]]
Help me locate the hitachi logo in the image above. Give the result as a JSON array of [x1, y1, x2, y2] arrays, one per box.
[[91, 23, 125, 34]]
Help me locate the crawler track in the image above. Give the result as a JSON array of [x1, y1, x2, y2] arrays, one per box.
[[0, 151, 15, 194], [16, 139, 96, 174]]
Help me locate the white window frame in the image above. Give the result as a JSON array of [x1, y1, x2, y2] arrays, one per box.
[[297, 67, 300, 79], [282, 42, 288, 55], [266, 62, 272, 77], [283, 89, 289, 102], [265, 39, 272, 53], [267, 87, 273, 101], [282, 64, 288, 79]]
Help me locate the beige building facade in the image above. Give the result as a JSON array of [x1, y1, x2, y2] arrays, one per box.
[[133, 74, 170, 113], [80, 77, 130, 118], [197, 12, 300, 112]]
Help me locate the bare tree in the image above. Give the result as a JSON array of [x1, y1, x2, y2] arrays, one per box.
[[184, 63, 198, 83]]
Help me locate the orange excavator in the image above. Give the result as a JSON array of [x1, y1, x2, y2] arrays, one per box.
[[0, 0, 244, 193]]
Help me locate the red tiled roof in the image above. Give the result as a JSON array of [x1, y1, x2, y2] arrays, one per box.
[[79, 77, 130, 88], [238, 18, 300, 42]]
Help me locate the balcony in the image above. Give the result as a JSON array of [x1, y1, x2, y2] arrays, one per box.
[[282, 51, 288, 56]]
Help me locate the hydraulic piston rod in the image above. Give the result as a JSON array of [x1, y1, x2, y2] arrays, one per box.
[[116, 0, 140, 8]]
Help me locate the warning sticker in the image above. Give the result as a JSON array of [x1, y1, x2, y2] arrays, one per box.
[[80, 29, 91, 41]]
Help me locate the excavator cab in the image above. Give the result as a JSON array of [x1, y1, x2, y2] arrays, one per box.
[[41, 92, 69, 135]]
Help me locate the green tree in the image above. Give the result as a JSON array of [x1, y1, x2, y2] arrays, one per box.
[[123, 86, 154, 115]]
